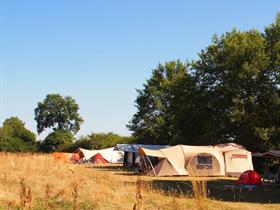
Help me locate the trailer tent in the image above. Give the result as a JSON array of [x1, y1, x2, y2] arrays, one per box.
[[114, 144, 169, 166], [139, 143, 253, 177]]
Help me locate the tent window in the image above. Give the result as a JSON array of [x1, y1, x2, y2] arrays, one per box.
[[196, 155, 213, 169]]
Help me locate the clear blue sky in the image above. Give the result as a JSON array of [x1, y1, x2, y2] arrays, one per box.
[[0, 0, 279, 139]]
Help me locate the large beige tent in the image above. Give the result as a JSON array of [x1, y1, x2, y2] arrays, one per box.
[[73, 147, 124, 163], [139, 143, 253, 177]]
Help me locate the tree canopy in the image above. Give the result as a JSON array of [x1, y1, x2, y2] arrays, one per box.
[[68, 132, 133, 151], [39, 130, 73, 152], [34, 94, 84, 134], [0, 117, 36, 152], [128, 13, 280, 151]]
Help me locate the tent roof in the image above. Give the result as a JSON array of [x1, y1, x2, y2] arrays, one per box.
[[214, 143, 245, 152], [139, 147, 166, 158], [74, 148, 99, 160], [114, 144, 169, 153]]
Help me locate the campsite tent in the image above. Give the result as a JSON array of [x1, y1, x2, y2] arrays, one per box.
[[253, 150, 280, 183], [139, 143, 253, 177], [114, 144, 169, 166], [72, 147, 124, 164], [91, 153, 109, 164], [72, 148, 98, 162], [235, 170, 261, 185], [53, 152, 72, 163]]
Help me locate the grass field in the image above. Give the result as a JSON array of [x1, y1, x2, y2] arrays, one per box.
[[0, 153, 279, 210]]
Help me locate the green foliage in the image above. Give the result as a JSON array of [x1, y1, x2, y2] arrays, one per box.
[[40, 130, 73, 152], [34, 94, 84, 134], [0, 117, 36, 152], [127, 60, 195, 144], [68, 132, 133, 151], [128, 13, 280, 151]]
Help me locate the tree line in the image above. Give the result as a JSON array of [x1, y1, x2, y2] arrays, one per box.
[[0, 94, 132, 152], [128, 13, 280, 152], [0, 13, 279, 153]]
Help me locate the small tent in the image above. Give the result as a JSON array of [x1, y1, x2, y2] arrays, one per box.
[[53, 152, 72, 163], [91, 153, 109, 164], [235, 170, 261, 185]]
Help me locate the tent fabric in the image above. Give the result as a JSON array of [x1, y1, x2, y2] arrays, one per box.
[[236, 170, 261, 185], [73, 148, 98, 160], [186, 152, 222, 176], [224, 149, 253, 176], [72, 147, 124, 163], [53, 152, 71, 163], [115, 144, 169, 166], [139, 148, 165, 158], [147, 159, 180, 176], [91, 153, 109, 164], [140, 144, 253, 177]]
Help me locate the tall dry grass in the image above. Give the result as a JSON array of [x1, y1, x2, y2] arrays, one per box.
[[0, 152, 279, 210]]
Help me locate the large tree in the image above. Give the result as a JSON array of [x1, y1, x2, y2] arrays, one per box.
[[0, 117, 36, 152], [129, 13, 280, 151], [127, 60, 196, 144], [34, 94, 84, 134], [40, 130, 73, 152], [182, 14, 280, 151]]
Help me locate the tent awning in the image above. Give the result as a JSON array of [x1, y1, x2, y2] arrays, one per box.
[[139, 147, 165, 157]]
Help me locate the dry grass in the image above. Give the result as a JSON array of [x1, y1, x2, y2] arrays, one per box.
[[0, 152, 279, 210]]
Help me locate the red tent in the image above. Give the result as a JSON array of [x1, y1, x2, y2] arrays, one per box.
[[91, 153, 109, 164], [71, 153, 81, 163], [235, 170, 261, 185]]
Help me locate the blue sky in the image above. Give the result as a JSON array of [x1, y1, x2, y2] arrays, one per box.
[[0, 1, 279, 139]]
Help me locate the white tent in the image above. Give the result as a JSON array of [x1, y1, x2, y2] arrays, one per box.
[[95, 147, 124, 163], [139, 143, 253, 177], [73, 147, 124, 163]]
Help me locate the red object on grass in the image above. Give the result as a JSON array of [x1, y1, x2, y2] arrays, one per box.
[[91, 153, 109, 164], [235, 170, 262, 185]]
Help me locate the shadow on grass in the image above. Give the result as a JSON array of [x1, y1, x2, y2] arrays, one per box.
[[92, 165, 280, 204], [86, 165, 138, 174], [144, 179, 280, 204]]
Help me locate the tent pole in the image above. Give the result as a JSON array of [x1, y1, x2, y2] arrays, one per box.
[[142, 155, 149, 174], [138, 155, 144, 174], [146, 156, 157, 176]]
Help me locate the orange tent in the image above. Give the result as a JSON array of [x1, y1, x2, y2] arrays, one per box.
[[53, 152, 71, 163]]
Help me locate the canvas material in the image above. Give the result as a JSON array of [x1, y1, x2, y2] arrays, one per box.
[[140, 144, 253, 176]]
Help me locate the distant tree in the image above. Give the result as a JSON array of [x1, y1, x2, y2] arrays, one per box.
[[0, 117, 36, 152], [34, 94, 84, 134], [67, 132, 134, 151], [40, 130, 73, 152]]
